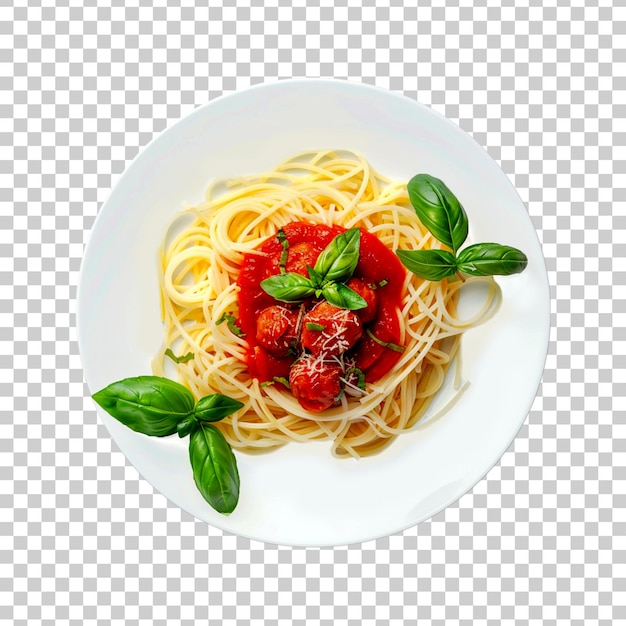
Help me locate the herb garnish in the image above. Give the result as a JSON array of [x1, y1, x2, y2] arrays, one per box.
[[165, 348, 195, 364], [344, 367, 366, 391], [276, 228, 289, 273], [216, 312, 245, 337], [366, 328, 405, 353], [92, 375, 243, 515], [370, 279, 388, 290], [398, 174, 528, 280], [305, 322, 325, 331], [261, 376, 291, 389], [260, 228, 367, 311]]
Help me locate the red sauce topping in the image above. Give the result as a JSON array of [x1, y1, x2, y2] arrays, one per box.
[[236, 221, 406, 410]]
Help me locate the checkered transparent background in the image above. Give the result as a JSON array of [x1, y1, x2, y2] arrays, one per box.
[[2, 0, 624, 624]]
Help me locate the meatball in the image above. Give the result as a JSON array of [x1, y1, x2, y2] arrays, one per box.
[[300, 301, 363, 357], [285, 242, 319, 276], [255, 306, 299, 357], [345, 277, 378, 323], [289, 354, 343, 412], [263, 242, 320, 279]]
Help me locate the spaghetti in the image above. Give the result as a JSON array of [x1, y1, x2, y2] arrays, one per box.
[[152, 151, 499, 458]]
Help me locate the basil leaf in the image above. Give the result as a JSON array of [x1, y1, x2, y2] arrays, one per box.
[[407, 174, 468, 253], [307, 265, 324, 287], [260, 272, 316, 302], [457, 243, 528, 276], [194, 394, 244, 423], [396, 249, 457, 281], [322, 282, 368, 310], [177, 414, 199, 438], [92, 375, 195, 437], [189, 424, 239, 514], [313, 227, 361, 284], [165, 349, 194, 364]]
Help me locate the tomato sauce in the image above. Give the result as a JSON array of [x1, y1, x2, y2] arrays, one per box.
[[236, 221, 406, 387]]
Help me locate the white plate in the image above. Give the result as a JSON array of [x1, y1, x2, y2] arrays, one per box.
[[77, 79, 550, 547]]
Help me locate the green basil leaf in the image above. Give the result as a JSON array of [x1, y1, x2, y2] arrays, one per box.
[[189, 424, 239, 514], [260, 272, 316, 302], [396, 249, 457, 281], [177, 414, 199, 438], [164, 348, 195, 364], [313, 227, 361, 284], [322, 282, 368, 310], [92, 375, 195, 437], [456, 243, 528, 276], [307, 265, 324, 287], [407, 174, 468, 253], [194, 394, 244, 423]]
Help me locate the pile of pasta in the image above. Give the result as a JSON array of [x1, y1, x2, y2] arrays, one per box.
[[152, 151, 498, 458]]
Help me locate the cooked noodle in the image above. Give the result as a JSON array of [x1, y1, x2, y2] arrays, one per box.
[[152, 151, 500, 458]]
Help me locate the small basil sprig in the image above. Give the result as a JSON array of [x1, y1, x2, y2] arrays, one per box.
[[260, 228, 367, 311], [399, 174, 528, 280], [93, 375, 243, 515]]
